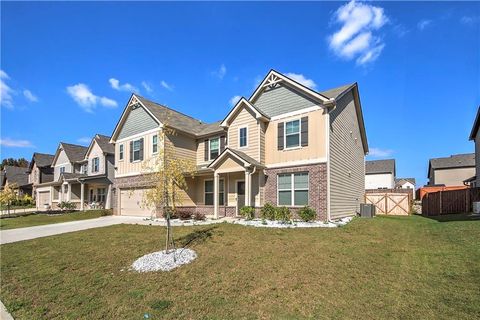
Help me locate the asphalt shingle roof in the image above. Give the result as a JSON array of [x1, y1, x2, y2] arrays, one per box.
[[319, 83, 356, 100], [395, 178, 416, 186], [32, 153, 55, 168], [429, 153, 475, 169], [228, 148, 263, 168], [3, 166, 30, 187], [61, 143, 88, 163], [366, 159, 396, 175], [94, 134, 115, 154]]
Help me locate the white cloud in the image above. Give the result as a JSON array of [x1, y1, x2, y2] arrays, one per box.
[[368, 147, 394, 158], [0, 70, 10, 80], [461, 16, 479, 26], [23, 89, 38, 102], [67, 83, 118, 113], [417, 19, 432, 30], [212, 64, 227, 80], [328, 0, 388, 65], [0, 77, 15, 109], [109, 78, 139, 93], [0, 138, 34, 148], [160, 80, 174, 91], [285, 73, 317, 90], [229, 95, 241, 107], [77, 137, 92, 144], [141, 81, 153, 93]]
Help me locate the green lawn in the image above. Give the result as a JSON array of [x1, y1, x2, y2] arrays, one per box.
[[1, 214, 479, 319], [0, 210, 109, 230]]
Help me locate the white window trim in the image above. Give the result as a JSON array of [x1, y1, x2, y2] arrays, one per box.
[[238, 125, 248, 149], [209, 137, 220, 161], [284, 119, 302, 150], [119, 144, 124, 161], [204, 179, 225, 205], [277, 172, 309, 207], [132, 138, 142, 162], [92, 157, 100, 173], [152, 134, 158, 155]]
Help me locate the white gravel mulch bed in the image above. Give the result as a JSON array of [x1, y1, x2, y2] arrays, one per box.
[[131, 248, 197, 272], [231, 216, 353, 228]]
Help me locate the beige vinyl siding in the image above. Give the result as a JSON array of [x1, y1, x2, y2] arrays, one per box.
[[329, 90, 366, 219], [53, 150, 72, 181], [115, 131, 158, 176], [86, 141, 105, 175], [196, 134, 222, 167], [165, 132, 196, 162], [227, 106, 260, 161], [117, 106, 159, 140], [264, 109, 327, 165], [259, 122, 266, 164], [434, 167, 475, 186], [215, 156, 245, 171]]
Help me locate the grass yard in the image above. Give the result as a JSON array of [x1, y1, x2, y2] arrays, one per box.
[[0, 210, 109, 230], [1, 214, 479, 319]]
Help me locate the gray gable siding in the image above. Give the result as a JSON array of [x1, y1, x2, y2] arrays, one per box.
[[117, 106, 159, 140], [253, 84, 319, 117], [329, 90, 365, 219]]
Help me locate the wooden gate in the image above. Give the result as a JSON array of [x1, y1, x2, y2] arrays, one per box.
[[365, 191, 411, 215]]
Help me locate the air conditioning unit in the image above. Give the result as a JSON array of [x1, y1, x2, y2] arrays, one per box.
[[473, 202, 480, 214], [360, 204, 376, 218]]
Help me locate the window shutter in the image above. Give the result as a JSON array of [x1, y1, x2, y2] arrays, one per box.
[[277, 122, 284, 150], [139, 138, 144, 161], [129, 141, 133, 162], [301, 116, 308, 147], [204, 139, 209, 161], [220, 136, 226, 152]]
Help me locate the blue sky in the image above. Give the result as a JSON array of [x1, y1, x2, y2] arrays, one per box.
[[1, 1, 479, 186]]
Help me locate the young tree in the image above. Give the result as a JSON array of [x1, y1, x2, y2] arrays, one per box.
[[142, 125, 196, 253], [0, 183, 18, 216]]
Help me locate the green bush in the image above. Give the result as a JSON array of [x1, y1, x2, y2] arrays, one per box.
[[260, 203, 276, 220], [57, 201, 76, 211], [240, 206, 255, 220], [193, 212, 206, 221], [275, 206, 291, 222], [100, 209, 113, 216], [298, 206, 317, 222]]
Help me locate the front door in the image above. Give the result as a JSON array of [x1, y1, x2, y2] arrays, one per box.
[[236, 181, 245, 214]]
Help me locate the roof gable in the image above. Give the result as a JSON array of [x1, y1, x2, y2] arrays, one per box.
[[469, 105, 480, 140], [429, 153, 475, 170], [220, 98, 269, 128], [28, 152, 54, 171], [366, 159, 396, 175], [85, 134, 114, 158], [52, 142, 88, 166]]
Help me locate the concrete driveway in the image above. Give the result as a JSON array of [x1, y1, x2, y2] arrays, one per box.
[[0, 216, 145, 244]]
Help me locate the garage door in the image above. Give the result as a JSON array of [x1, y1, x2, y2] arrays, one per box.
[[37, 191, 50, 207], [120, 189, 154, 217]]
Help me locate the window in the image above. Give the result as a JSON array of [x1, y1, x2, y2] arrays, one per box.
[[89, 189, 94, 202], [209, 138, 220, 160], [133, 139, 141, 161], [97, 188, 106, 203], [285, 120, 300, 148], [204, 179, 224, 205], [92, 157, 99, 173], [239, 127, 247, 148], [119, 144, 124, 161], [278, 172, 308, 206], [60, 166, 65, 174], [81, 164, 87, 174], [152, 135, 158, 154]]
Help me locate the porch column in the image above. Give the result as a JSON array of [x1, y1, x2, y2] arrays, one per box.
[[244, 169, 250, 207], [80, 183, 85, 211], [106, 184, 112, 209], [213, 171, 219, 219], [66, 183, 71, 202]]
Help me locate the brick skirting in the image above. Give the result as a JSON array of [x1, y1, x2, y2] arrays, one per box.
[[264, 163, 328, 221]]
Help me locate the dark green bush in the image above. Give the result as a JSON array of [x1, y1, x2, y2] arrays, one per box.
[[240, 206, 255, 220], [193, 212, 206, 221], [298, 206, 317, 222], [260, 203, 276, 220], [100, 209, 113, 216], [57, 201, 76, 211], [275, 206, 291, 222]]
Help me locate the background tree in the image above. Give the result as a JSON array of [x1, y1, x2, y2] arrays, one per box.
[[1, 158, 29, 170], [142, 125, 196, 253]]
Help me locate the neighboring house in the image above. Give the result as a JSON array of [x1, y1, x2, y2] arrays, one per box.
[[1, 166, 32, 196], [26, 152, 54, 198], [365, 159, 396, 189], [35, 135, 115, 210], [395, 178, 416, 199], [427, 153, 475, 187], [110, 70, 368, 221], [468, 105, 480, 187]]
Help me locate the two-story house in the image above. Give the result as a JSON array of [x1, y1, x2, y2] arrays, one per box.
[[110, 70, 368, 221], [35, 135, 115, 210], [26, 152, 54, 199], [427, 153, 475, 187], [365, 159, 396, 189], [1, 165, 32, 197]]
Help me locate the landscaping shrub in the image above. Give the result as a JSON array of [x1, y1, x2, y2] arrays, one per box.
[[260, 203, 276, 220], [193, 212, 206, 221], [57, 201, 76, 212], [240, 206, 255, 220], [177, 210, 193, 220], [100, 209, 113, 216], [275, 206, 291, 222], [298, 206, 317, 222]]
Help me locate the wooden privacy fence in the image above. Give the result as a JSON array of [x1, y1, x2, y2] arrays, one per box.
[[422, 187, 480, 216], [365, 189, 412, 215]]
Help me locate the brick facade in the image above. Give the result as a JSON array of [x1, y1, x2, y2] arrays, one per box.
[[264, 163, 328, 221]]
